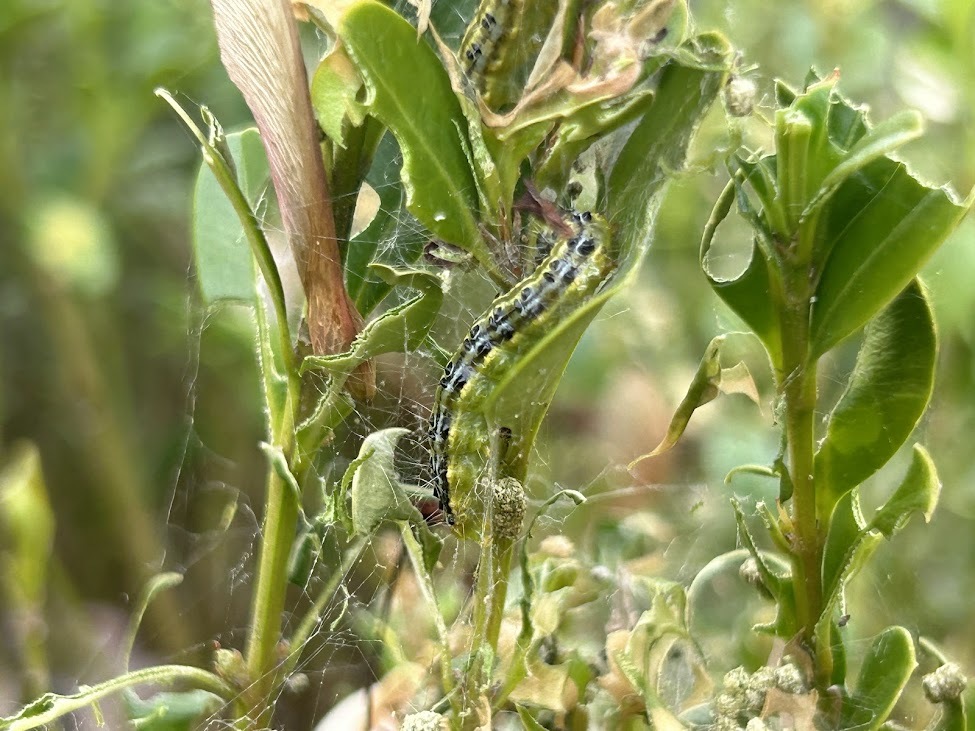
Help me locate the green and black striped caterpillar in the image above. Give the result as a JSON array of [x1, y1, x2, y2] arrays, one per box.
[[458, 0, 521, 97], [429, 212, 615, 528]]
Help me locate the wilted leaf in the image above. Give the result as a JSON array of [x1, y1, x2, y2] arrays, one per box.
[[210, 0, 361, 358], [628, 336, 723, 468], [300, 265, 443, 380]]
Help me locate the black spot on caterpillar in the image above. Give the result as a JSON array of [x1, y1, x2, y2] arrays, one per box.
[[428, 212, 614, 527], [458, 0, 519, 90]]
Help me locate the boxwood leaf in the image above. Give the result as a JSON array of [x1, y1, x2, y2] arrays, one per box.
[[815, 279, 937, 508], [842, 626, 917, 731], [338, 1, 484, 259], [809, 159, 970, 357], [868, 444, 940, 538]]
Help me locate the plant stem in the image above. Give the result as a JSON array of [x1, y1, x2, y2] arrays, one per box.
[[777, 272, 824, 661], [240, 383, 299, 729]]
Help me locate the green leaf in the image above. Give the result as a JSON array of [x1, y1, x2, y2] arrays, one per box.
[[821, 490, 869, 612], [802, 110, 924, 220], [819, 448, 940, 664], [628, 336, 723, 467], [300, 264, 443, 380], [347, 428, 441, 571], [338, 1, 483, 257], [515, 706, 549, 731], [809, 159, 970, 357], [0, 666, 234, 731], [869, 444, 941, 538], [191, 128, 267, 305], [124, 689, 223, 730], [700, 178, 783, 365], [842, 626, 917, 731], [815, 279, 938, 507], [609, 31, 732, 268]]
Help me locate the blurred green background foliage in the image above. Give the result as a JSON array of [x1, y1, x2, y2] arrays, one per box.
[[0, 0, 972, 726]]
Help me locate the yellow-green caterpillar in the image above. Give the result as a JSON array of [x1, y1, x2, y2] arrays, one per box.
[[458, 0, 523, 99], [429, 212, 615, 527]]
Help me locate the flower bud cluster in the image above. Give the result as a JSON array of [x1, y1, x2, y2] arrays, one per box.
[[712, 663, 808, 731]]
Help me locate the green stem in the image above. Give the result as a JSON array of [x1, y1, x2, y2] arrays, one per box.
[[776, 272, 825, 669], [2, 665, 236, 731], [240, 428, 299, 728]]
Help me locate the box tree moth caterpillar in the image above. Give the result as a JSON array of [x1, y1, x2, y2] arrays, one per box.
[[429, 212, 614, 528]]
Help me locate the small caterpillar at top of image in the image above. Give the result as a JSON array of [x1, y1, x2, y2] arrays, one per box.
[[428, 210, 616, 528], [458, 0, 518, 94]]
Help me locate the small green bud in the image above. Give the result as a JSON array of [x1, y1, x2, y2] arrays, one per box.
[[922, 662, 968, 703], [402, 710, 446, 731], [213, 647, 248, 690]]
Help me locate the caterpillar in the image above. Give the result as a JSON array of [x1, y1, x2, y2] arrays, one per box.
[[429, 212, 615, 528], [458, 0, 521, 94]]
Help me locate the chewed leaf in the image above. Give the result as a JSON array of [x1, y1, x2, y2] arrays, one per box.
[[809, 158, 971, 357], [700, 178, 782, 366], [815, 279, 937, 508], [347, 428, 441, 570], [869, 444, 940, 538], [301, 265, 443, 385], [310, 43, 366, 146], [610, 32, 732, 270], [842, 627, 917, 731], [628, 336, 723, 468], [338, 1, 485, 258]]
